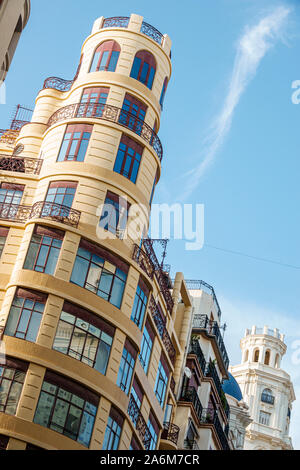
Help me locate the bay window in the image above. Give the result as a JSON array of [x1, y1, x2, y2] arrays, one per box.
[[70, 239, 128, 309], [53, 302, 114, 375], [34, 371, 99, 447]]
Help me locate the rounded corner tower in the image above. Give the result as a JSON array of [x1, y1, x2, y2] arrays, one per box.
[[0, 13, 182, 451], [230, 326, 295, 450]]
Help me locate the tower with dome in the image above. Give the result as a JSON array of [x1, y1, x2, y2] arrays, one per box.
[[230, 325, 295, 450]]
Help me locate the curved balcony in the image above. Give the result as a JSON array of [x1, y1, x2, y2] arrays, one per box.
[[30, 201, 81, 228], [0, 154, 43, 175], [47, 103, 163, 161], [43, 77, 73, 92], [141, 21, 164, 45], [200, 408, 230, 450], [193, 314, 229, 370], [161, 422, 180, 447], [0, 203, 31, 223], [149, 295, 176, 365], [102, 17, 130, 28]]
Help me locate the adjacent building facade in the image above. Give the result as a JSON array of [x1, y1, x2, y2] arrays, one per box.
[[0, 0, 30, 82], [231, 326, 295, 450]]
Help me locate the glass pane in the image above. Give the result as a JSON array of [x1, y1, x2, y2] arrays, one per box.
[[6, 381, 23, 415], [4, 306, 20, 337], [78, 411, 95, 447], [94, 341, 110, 375], [53, 320, 73, 355], [83, 334, 98, 364], [71, 257, 89, 287], [26, 311, 42, 342], [90, 51, 100, 72], [130, 57, 142, 79], [17, 308, 31, 334], [110, 276, 125, 308], [99, 51, 109, 70], [65, 404, 81, 439], [23, 240, 39, 270], [140, 62, 149, 84], [70, 327, 86, 357], [51, 398, 69, 431], [57, 138, 70, 162], [108, 51, 119, 72], [34, 391, 55, 426], [44, 246, 60, 275], [76, 139, 89, 162]]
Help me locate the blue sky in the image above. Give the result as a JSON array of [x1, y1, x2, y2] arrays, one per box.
[[1, 0, 300, 448]]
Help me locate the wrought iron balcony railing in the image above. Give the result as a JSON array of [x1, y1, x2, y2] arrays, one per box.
[[128, 394, 152, 450], [102, 17, 130, 28], [0, 129, 19, 147], [188, 340, 206, 374], [0, 203, 31, 223], [141, 21, 164, 45], [193, 314, 229, 370], [261, 393, 275, 405], [205, 360, 223, 397], [149, 296, 176, 365], [30, 201, 81, 228], [47, 103, 163, 161], [161, 422, 180, 446], [143, 239, 174, 314], [200, 408, 230, 450], [185, 279, 222, 319], [180, 387, 203, 422], [43, 77, 73, 92], [0, 154, 43, 175], [132, 244, 155, 280]]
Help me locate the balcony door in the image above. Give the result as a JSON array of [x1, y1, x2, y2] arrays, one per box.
[[119, 93, 147, 135], [77, 87, 109, 118], [43, 181, 77, 220]]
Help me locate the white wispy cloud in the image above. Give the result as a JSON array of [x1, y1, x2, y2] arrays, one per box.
[[183, 5, 291, 199]]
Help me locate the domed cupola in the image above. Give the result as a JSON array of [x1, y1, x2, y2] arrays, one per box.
[[222, 372, 243, 401]]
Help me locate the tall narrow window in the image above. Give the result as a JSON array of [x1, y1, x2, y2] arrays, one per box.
[[77, 87, 109, 118], [34, 371, 99, 447], [24, 225, 64, 275], [70, 239, 128, 309], [130, 51, 156, 89], [99, 191, 130, 236], [139, 320, 154, 374], [117, 340, 136, 395], [147, 413, 159, 450], [0, 226, 9, 258], [0, 357, 28, 415], [119, 93, 147, 135], [0, 183, 24, 220], [57, 124, 92, 162], [4, 289, 47, 343], [102, 408, 123, 450], [254, 349, 259, 362], [159, 77, 168, 109], [154, 356, 169, 407], [130, 278, 149, 329], [113, 135, 143, 183], [53, 302, 114, 375], [264, 350, 270, 365], [129, 377, 144, 427], [90, 40, 120, 73]]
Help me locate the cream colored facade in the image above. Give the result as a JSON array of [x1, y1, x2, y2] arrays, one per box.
[[231, 326, 295, 450], [0, 14, 195, 450], [225, 392, 252, 450], [0, 0, 30, 82]]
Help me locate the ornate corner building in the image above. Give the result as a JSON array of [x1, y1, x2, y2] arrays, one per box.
[[0, 0, 30, 82], [0, 13, 197, 450], [231, 326, 295, 450]]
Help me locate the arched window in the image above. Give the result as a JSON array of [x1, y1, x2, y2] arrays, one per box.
[[130, 50, 156, 90], [264, 350, 270, 365], [90, 40, 120, 73], [159, 77, 168, 109], [253, 349, 259, 362], [261, 388, 274, 404]]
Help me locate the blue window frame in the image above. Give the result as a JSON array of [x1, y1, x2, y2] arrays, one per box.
[[113, 135, 142, 183], [117, 341, 136, 395], [154, 359, 169, 407], [130, 280, 149, 330], [130, 51, 156, 90], [139, 321, 154, 374], [102, 408, 123, 450]]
